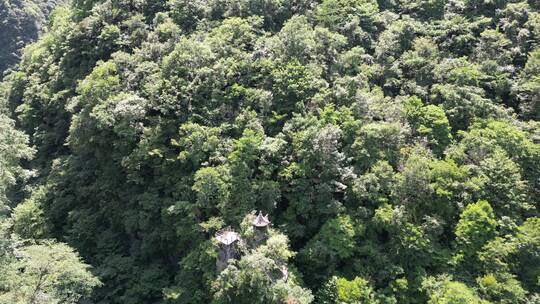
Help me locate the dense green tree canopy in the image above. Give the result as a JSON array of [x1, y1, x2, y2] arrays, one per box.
[[1, 0, 540, 303], [0, 76, 100, 304], [0, 0, 67, 75]]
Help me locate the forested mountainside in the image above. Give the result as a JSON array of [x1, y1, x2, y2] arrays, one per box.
[[1, 0, 540, 303], [0, 0, 67, 75]]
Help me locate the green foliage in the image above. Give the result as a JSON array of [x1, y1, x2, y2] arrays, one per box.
[[318, 275, 379, 304], [479, 217, 540, 294], [455, 201, 497, 254], [512, 218, 540, 291], [0, 241, 101, 304], [405, 96, 452, 155], [422, 276, 487, 304], [11, 186, 50, 239], [516, 48, 540, 120], [0, 0, 67, 74], [318, 215, 357, 259], [271, 59, 325, 117], [315, 0, 380, 44], [164, 240, 217, 304], [212, 221, 313, 304], [0, 113, 34, 206], [476, 273, 527, 304], [297, 215, 358, 287], [353, 122, 406, 170], [1, 0, 540, 303], [0, 39, 99, 304], [336, 276, 379, 304]]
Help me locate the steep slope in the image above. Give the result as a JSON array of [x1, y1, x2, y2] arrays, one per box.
[[0, 72, 100, 303], [0, 0, 66, 75], [1, 0, 540, 303]]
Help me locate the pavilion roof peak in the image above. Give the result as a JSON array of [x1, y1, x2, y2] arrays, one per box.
[[216, 227, 241, 245], [252, 211, 270, 227]]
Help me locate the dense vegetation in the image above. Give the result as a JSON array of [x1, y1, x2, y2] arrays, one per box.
[[0, 0, 66, 75], [1, 0, 540, 303], [0, 64, 100, 302]]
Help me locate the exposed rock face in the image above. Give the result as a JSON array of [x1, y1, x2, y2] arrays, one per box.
[[215, 212, 274, 273], [216, 227, 242, 273]]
